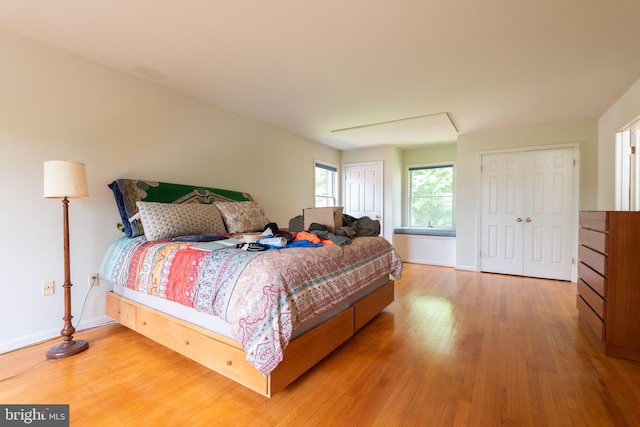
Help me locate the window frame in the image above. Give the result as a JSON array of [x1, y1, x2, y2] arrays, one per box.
[[314, 160, 339, 207], [406, 162, 455, 229]]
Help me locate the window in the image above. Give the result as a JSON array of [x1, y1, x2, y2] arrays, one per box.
[[616, 117, 640, 210], [315, 161, 338, 207], [408, 164, 454, 228]]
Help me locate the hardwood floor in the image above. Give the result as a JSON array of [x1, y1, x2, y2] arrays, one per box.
[[2, 263, 640, 426]]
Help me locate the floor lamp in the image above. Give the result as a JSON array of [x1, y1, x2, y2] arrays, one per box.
[[44, 160, 90, 359]]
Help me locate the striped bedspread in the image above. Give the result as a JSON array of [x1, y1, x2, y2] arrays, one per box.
[[100, 235, 403, 375]]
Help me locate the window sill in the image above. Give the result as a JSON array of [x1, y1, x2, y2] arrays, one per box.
[[394, 228, 456, 237]]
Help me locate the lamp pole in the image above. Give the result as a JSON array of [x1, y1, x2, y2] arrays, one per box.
[[46, 196, 89, 359]]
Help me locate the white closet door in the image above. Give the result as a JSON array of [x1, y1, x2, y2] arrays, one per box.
[[480, 148, 575, 280], [522, 148, 574, 280], [480, 152, 525, 275]]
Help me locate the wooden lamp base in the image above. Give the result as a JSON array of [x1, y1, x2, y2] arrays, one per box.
[[46, 339, 89, 359]]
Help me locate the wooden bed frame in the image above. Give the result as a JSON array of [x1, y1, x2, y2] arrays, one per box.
[[106, 280, 394, 397]]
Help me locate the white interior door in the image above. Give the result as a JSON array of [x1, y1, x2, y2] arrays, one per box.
[[480, 153, 525, 275], [480, 148, 575, 280], [521, 149, 574, 279], [343, 162, 383, 229]]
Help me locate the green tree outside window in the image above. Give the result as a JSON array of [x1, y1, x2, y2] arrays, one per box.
[[409, 165, 453, 228]]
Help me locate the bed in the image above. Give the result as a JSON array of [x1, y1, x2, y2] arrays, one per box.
[[99, 179, 403, 397]]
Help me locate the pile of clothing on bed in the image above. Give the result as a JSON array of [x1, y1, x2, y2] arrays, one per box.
[[248, 214, 381, 250], [289, 213, 379, 238]]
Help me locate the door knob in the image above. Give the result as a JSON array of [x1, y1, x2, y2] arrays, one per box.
[[517, 217, 523, 222], [526, 218, 532, 222]]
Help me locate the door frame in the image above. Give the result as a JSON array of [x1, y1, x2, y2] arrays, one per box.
[[476, 143, 580, 282]]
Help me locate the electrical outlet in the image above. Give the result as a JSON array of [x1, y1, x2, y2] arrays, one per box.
[[88, 273, 99, 288], [42, 280, 54, 296]]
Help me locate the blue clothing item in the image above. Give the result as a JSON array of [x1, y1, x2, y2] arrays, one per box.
[[284, 240, 323, 249], [172, 234, 229, 242]]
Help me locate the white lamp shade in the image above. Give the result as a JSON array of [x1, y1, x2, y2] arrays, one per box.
[[43, 160, 89, 198]]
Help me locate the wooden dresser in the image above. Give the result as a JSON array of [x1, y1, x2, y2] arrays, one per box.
[[578, 211, 640, 361]]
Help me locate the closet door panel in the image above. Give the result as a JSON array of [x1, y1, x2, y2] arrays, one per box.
[[522, 148, 574, 280], [480, 153, 524, 275]]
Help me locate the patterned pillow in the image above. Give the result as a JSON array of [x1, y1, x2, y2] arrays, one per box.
[[108, 179, 253, 237], [216, 201, 270, 233], [137, 202, 227, 241]]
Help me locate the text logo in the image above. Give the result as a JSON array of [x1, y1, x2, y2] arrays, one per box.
[[1, 405, 69, 426]]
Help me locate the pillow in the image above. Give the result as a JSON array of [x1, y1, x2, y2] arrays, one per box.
[[108, 179, 253, 237], [136, 202, 227, 241], [216, 201, 270, 233]]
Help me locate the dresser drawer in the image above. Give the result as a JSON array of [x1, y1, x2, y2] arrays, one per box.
[[578, 245, 607, 276], [578, 279, 605, 318], [579, 211, 608, 232], [577, 262, 606, 297], [579, 228, 608, 253], [577, 296, 605, 341]]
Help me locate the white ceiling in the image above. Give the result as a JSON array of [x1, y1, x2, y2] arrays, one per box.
[[1, 1, 640, 150]]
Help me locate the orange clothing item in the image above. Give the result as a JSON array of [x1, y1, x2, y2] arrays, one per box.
[[295, 231, 321, 244], [294, 231, 335, 245]]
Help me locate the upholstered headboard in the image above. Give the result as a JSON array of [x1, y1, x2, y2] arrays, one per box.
[[108, 179, 253, 237]]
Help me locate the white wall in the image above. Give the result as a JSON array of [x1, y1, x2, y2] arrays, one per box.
[[0, 30, 340, 353], [392, 234, 456, 267], [455, 120, 598, 271], [402, 143, 457, 165], [598, 78, 640, 210]]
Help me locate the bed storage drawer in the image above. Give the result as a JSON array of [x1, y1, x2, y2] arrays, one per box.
[[354, 280, 394, 331], [106, 292, 136, 329], [136, 309, 207, 361], [143, 310, 269, 396], [106, 292, 270, 396], [270, 307, 354, 394]]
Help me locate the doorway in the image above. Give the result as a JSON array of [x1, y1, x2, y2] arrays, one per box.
[[343, 161, 383, 233], [479, 147, 577, 280]]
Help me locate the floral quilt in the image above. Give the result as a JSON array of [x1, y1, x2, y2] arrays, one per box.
[[100, 236, 403, 375]]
